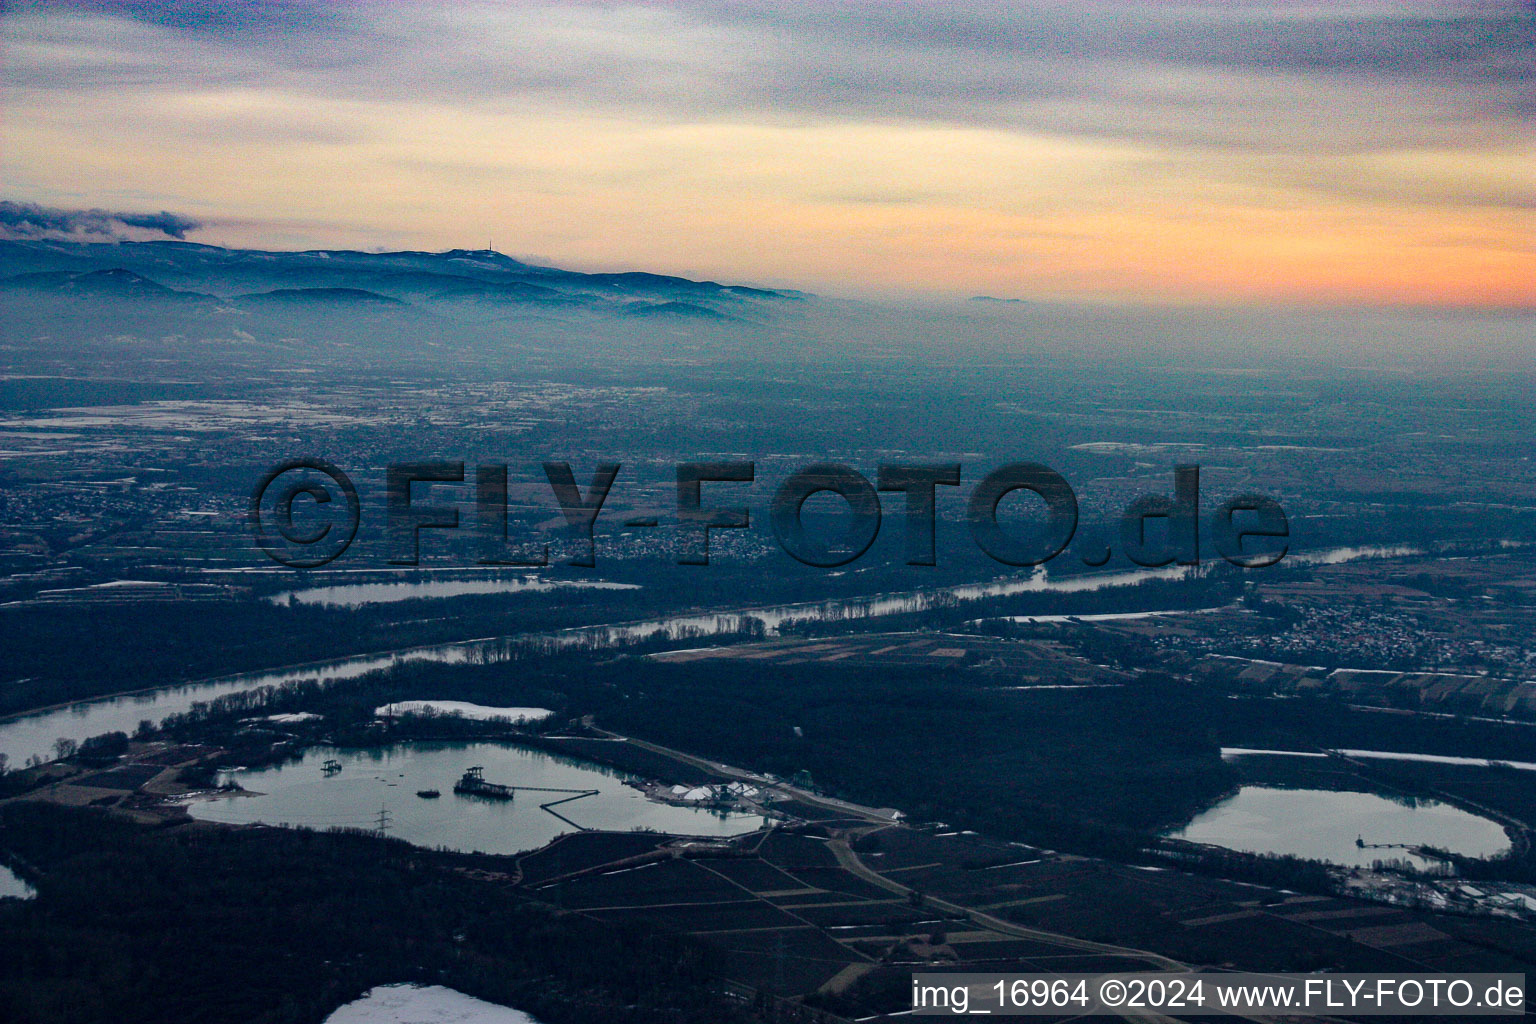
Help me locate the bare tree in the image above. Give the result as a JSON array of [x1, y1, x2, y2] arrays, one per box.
[[53, 737, 77, 761]]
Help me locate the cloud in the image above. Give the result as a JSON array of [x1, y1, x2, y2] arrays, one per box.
[[5, 1, 1531, 156], [0, 200, 203, 241], [5, 0, 362, 41]]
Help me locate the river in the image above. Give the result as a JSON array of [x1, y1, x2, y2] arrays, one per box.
[[0, 546, 1410, 766], [0, 563, 1182, 765]]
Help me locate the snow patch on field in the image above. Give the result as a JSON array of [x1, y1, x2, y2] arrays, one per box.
[[1224, 747, 1536, 771], [668, 781, 759, 802], [324, 984, 542, 1023], [375, 701, 553, 723]]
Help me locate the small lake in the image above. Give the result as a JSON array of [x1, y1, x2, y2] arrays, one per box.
[[187, 741, 765, 855], [1170, 786, 1511, 871], [325, 984, 542, 1024], [0, 864, 35, 900]]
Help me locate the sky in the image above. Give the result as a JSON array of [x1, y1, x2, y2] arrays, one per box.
[[2, 1, 1534, 304]]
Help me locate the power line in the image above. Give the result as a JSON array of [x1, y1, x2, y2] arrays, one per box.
[[774, 929, 785, 994]]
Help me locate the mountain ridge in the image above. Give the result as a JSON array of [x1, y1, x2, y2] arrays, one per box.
[[0, 239, 806, 317]]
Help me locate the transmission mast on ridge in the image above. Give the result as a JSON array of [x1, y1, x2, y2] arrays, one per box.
[[375, 805, 392, 834]]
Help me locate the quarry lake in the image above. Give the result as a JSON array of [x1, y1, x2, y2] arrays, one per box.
[[1171, 786, 1511, 871], [185, 741, 766, 855]]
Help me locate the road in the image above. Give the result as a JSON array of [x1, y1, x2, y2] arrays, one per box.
[[825, 837, 1186, 972], [596, 727, 1318, 1024]]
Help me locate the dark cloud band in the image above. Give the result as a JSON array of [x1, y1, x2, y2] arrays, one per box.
[[0, 200, 202, 241]]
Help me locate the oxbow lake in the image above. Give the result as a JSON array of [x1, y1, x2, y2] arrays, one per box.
[[268, 576, 639, 608]]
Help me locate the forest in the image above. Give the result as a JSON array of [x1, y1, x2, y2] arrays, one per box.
[[0, 802, 766, 1024]]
